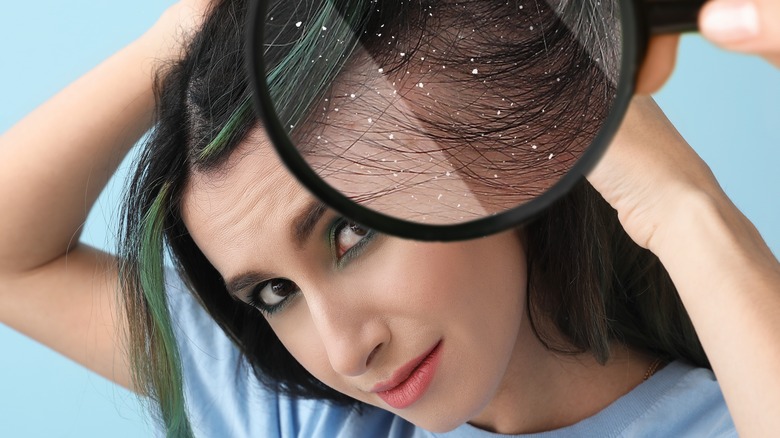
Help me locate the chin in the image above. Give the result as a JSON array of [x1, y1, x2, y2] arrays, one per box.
[[402, 371, 505, 433], [400, 402, 485, 434], [406, 416, 464, 434]]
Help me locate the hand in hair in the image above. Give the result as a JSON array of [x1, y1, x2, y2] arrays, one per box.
[[586, 97, 724, 252], [587, 95, 780, 436], [144, 0, 220, 66]]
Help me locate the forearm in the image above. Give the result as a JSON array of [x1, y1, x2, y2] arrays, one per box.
[[652, 193, 780, 436], [0, 4, 208, 387], [0, 17, 181, 274]]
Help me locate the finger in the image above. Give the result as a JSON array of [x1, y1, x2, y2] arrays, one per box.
[[635, 35, 681, 94], [699, 0, 780, 67]]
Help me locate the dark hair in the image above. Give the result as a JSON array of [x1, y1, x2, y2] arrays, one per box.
[[119, 0, 707, 435]]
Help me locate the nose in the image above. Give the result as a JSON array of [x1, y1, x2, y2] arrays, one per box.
[[306, 290, 390, 377]]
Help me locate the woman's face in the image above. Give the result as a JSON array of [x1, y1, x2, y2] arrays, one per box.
[[182, 129, 529, 432]]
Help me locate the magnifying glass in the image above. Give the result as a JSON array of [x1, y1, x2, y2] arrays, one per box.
[[246, 0, 703, 241]]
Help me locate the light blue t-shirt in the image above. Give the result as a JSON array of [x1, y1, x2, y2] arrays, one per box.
[[165, 272, 736, 437]]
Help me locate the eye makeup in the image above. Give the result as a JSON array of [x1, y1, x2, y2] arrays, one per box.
[[246, 279, 301, 316], [328, 217, 378, 269], [242, 216, 379, 316]]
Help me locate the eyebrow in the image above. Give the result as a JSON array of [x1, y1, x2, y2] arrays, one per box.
[[224, 200, 328, 298], [292, 200, 329, 250]]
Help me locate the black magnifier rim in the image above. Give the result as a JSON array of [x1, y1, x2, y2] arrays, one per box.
[[247, 0, 643, 242]]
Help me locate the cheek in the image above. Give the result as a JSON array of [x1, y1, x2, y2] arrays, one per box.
[[270, 302, 410, 406], [376, 234, 529, 424], [265, 304, 323, 364], [395, 234, 528, 320], [265, 304, 356, 393]]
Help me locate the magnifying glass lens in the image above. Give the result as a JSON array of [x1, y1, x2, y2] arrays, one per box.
[[254, 0, 630, 238]]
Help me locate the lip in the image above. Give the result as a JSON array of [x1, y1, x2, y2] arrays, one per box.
[[371, 340, 443, 409]]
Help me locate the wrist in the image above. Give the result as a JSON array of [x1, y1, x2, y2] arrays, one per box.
[[646, 190, 717, 255], [136, 3, 207, 72], [650, 190, 778, 292]]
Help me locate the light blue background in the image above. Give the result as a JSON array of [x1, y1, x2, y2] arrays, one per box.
[[1, 2, 778, 437]]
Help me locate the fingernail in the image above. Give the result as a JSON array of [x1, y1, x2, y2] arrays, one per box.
[[700, 0, 760, 43]]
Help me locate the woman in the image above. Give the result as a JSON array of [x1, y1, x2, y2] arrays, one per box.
[[1, 0, 778, 437]]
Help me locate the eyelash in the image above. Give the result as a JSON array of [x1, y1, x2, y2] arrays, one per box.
[[246, 217, 376, 316], [330, 218, 376, 269], [246, 279, 298, 315]]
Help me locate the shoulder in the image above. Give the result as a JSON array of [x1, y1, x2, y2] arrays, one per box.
[[623, 361, 736, 437], [529, 361, 738, 437]]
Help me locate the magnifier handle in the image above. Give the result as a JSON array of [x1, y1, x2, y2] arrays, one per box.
[[643, 0, 708, 34]]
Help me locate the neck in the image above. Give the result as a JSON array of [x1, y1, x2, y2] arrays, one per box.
[[468, 316, 658, 434]]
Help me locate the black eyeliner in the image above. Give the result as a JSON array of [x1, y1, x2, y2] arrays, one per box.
[[245, 281, 298, 316]]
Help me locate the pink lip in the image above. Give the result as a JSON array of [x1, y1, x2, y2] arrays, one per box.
[[371, 341, 443, 409]]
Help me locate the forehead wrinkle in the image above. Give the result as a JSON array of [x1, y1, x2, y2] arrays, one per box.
[[182, 129, 315, 274]]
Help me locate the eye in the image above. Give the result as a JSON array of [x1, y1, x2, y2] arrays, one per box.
[[333, 220, 371, 259], [248, 279, 300, 313]]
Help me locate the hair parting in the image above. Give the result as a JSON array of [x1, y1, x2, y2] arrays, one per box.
[[197, 97, 254, 163]]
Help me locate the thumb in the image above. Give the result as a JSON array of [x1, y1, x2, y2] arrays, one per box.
[[699, 0, 780, 67]]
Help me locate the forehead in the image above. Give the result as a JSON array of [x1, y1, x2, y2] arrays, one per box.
[[181, 127, 315, 269]]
